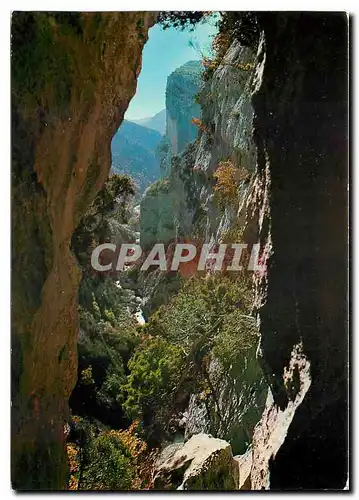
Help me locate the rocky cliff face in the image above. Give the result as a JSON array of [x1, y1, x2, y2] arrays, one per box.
[[156, 60, 202, 172], [140, 33, 268, 453], [11, 11, 348, 491], [141, 12, 348, 489], [166, 60, 202, 155], [140, 44, 258, 250], [247, 13, 348, 489], [11, 12, 156, 489], [140, 60, 203, 249]]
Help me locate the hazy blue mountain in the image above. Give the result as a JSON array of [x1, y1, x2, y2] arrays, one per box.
[[132, 109, 166, 135], [111, 120, 162, 193]]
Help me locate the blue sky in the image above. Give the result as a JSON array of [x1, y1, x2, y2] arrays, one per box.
[[125, 18, 218, 120]]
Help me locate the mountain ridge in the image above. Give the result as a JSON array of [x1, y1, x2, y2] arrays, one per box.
[[132, 109, 166, 135]]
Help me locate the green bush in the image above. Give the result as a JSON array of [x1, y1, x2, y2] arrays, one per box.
[[123, 337, 184, 435], [80, 430, 135, 490], [123, 275, 259, 443], [68, 417, 139, 490]]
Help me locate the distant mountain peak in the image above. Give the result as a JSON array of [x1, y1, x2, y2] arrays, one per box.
[[131, 109, 166, 136]]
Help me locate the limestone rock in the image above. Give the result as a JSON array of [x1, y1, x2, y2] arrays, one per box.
[[154, 433, 238, 490], [11, 11, 156, 489], [165, 60, 202, 156], [234, 449, 252, 490], [246, 13, 348, 489]]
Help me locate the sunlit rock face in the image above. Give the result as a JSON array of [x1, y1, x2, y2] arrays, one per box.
[[166, 60, 202, 155], [153, 433, 239, 490], [141, 40, 259, 251], [11, 11, 156, 490], [140, 60, 203, 250], [162, 15, 348, 489], [156, 60, 203, 172], [140, 13, 348, 491], [140, 36, 267, 451]]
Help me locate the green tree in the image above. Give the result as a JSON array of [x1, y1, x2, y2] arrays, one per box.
[[123, 337, 184, 438], [80, 430, 135, 490], [123, 275, 260, 444]]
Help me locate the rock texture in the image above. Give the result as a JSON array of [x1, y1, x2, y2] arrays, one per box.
[[184, 351, 267, 456], [156, 60, 202, 172], [11, 12, 156, 489], [140, 35, 268, 452], [246, 13, 348, 489], [141, 12, 348, 490], [141, 39, 258, 249], [153, 433, 238, 490], [11, 11, 348, 491], [166, 60, 202, 155]]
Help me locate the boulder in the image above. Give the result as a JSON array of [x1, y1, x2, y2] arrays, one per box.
[[153, 433, 238, 491], [234, 449, 252, 490]]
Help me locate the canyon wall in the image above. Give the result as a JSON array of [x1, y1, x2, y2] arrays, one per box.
[[248, 13, 348, 489], [140, 32, 268, 455], [140, 60, 203, 249], [11, 11, 348, 491], [11, 12, 156, 489], [166, 60, 202, 155], [140, 12, 348, 489], [156, 60, 202, 172]]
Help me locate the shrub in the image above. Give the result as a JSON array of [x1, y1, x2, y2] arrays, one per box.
[[123, 337, 184, 433], [213, 160, 238, 206], [213, 160, 249, 208], [82, 431, 135, 490], [69, 298, 139, 427], [212, 310, 259, 368], [191, 117, 208, 134], [67, 417, 150, 490]]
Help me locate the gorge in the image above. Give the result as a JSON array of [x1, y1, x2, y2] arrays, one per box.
[[11, 11, 348, 490]]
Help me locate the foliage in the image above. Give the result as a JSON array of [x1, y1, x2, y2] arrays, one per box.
[[123, 337, 184, 438], [123, 274, 258, 443], [213, 160, 249, 209], [70, 172, 139, 428], [80, 431, 134, 490], [145, 178, 171, 196], [193, 13, 258, 80], [150, 275, 254, 348], [157, 11, 208, 31], [70, 298, 139, 427], [67, 442, 80, 490], [67, 415, 157, 490], [80, 366, 95, 386], [217, 12, 259, 48], [221, 220, 245, 245], [67, 418, 137, 490], [213, 160, 238, 207], [191, 117, 208, 134], [212, 311, 259, 368]]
